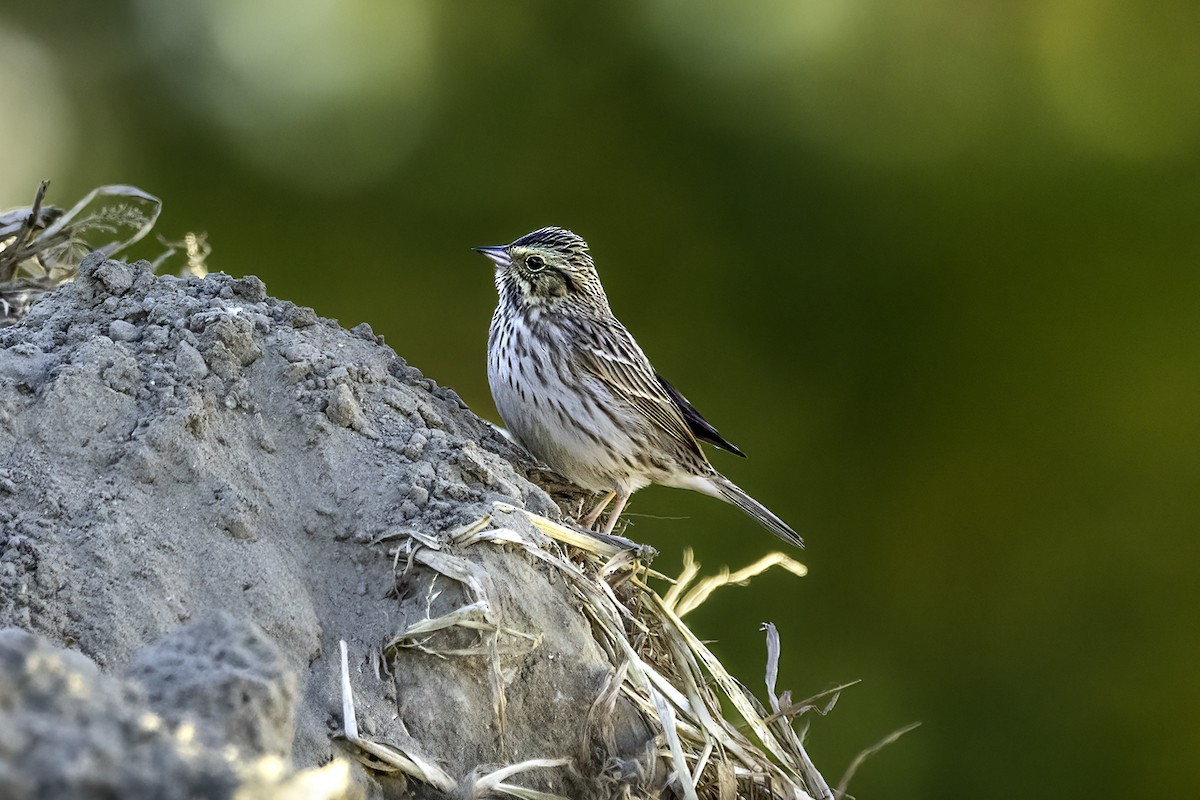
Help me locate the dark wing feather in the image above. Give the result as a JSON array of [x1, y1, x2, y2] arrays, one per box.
[[655, 373, 746, 458], [575, 322, 702, 454], [579, 348, 698, 450]]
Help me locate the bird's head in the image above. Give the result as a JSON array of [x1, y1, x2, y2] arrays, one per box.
[[475, 227, 608, 313]]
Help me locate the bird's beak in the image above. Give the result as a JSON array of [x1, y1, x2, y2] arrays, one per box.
[[473, 246, 511, 269]]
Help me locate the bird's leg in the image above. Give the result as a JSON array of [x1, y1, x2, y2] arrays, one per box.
[[599, 490, 631, 536], [580, 490, 616, 529]]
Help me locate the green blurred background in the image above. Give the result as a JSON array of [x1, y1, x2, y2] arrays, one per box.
[[4, 1, 1198, 796]]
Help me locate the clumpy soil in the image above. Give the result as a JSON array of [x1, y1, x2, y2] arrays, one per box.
[[0, 255, 655, 799]]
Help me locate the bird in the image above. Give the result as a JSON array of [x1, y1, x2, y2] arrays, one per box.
[[475, 226, 802, 548]]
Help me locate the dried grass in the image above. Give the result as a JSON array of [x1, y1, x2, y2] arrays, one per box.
[[340, 504, 840, 799], [1, 181, 207, 326]]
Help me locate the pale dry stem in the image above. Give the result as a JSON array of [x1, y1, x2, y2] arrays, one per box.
[[341, 504, 841, 799]]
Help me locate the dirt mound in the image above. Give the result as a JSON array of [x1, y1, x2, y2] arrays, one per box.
[[0, 255, 653, 798]]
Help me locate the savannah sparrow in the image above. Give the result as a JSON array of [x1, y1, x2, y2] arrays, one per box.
[[476, 227, 802, 548]]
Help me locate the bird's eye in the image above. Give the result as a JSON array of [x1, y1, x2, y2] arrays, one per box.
[[526, 255, 546, 272]]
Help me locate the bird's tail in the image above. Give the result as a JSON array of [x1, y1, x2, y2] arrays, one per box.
[[711, 474, 804, 549]]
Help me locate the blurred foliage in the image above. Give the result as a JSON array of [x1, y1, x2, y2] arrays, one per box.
[[2, 1, 1198, 797]]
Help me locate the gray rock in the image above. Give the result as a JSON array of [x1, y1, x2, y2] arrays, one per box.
[[126, 614, 297, 758]]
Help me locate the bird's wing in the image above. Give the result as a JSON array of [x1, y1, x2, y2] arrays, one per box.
[[577, 326, 700, 453], [655, 373, 746, 458]]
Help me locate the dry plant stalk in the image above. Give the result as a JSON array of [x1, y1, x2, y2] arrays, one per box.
[[1, 181, 207, 326], [340, 505, 834, 799]]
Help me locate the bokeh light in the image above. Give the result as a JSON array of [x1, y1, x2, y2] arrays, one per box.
[[0, 23, 75, 200], [131, 0, 437, 191]]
